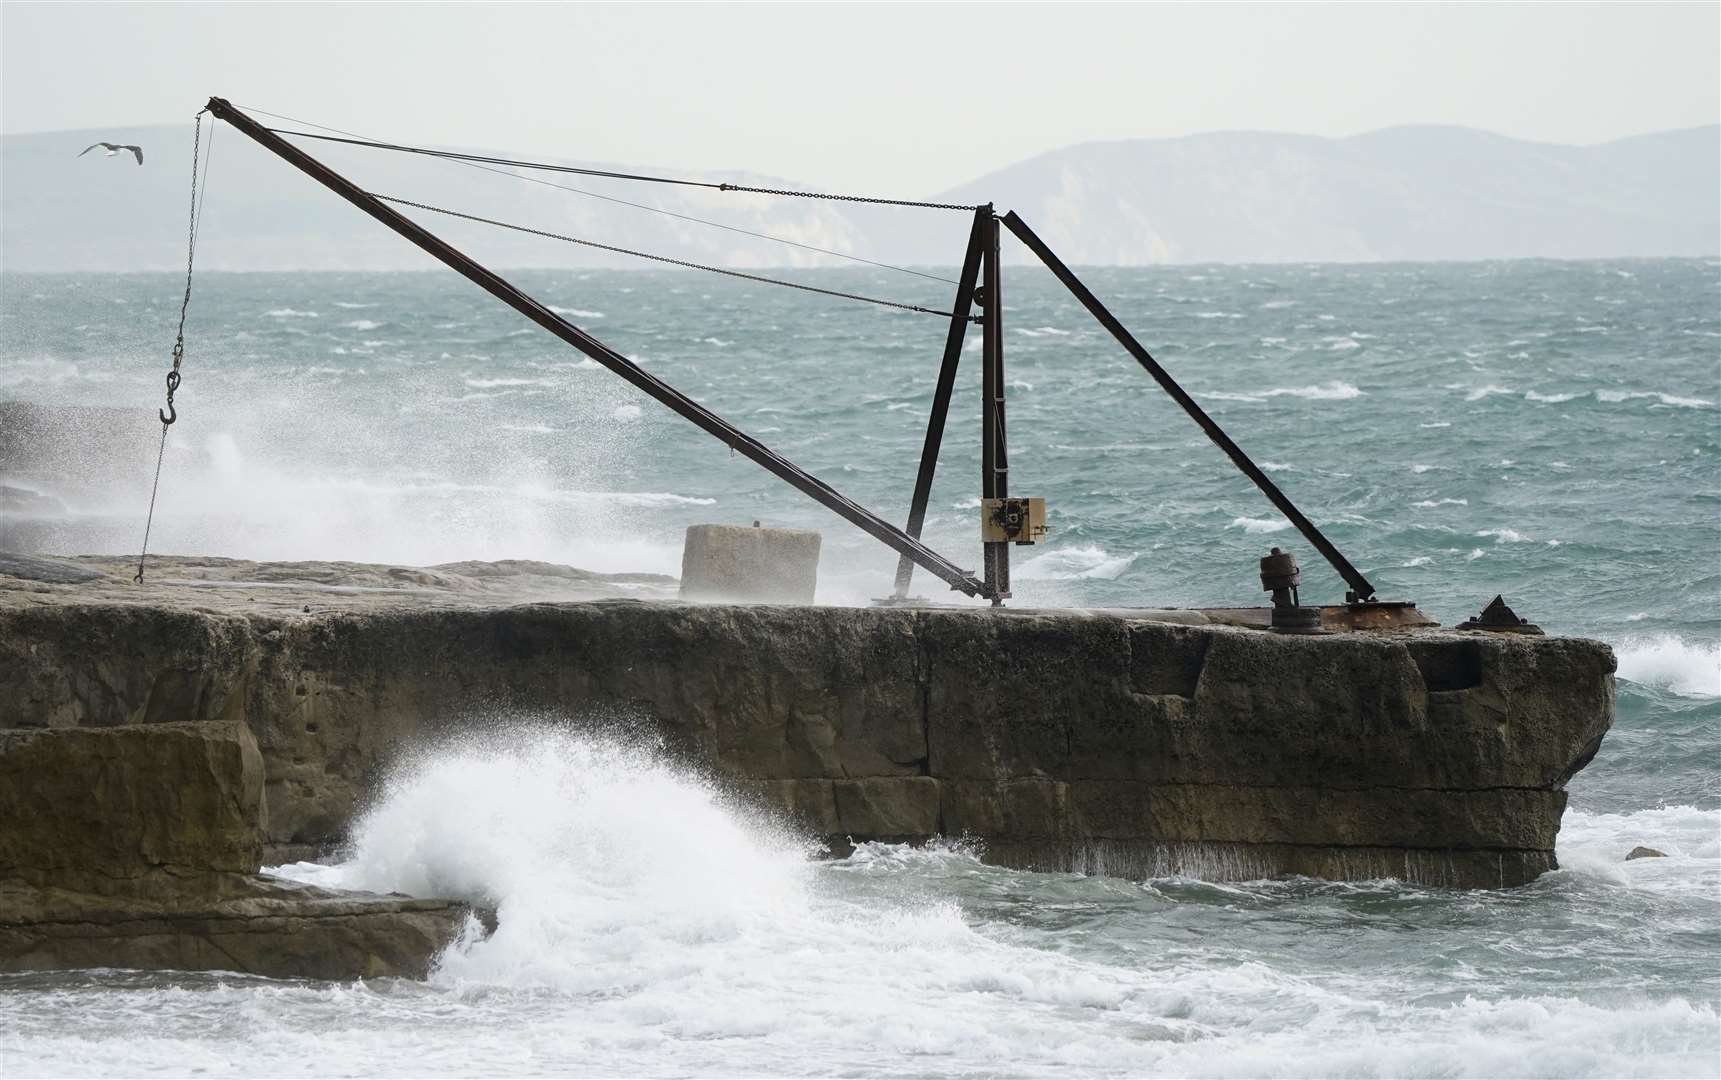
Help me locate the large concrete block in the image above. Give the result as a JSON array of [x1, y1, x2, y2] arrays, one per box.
[[680, 523, 821, 603]]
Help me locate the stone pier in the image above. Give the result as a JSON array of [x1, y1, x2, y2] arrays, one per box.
[[0, 555, 1614, 897]]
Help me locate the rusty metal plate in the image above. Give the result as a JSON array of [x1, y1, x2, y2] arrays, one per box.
[[1197, 602, 1438, 632]]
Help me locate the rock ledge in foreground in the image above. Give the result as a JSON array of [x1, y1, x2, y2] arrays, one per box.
[[0, 722, 467, 979]]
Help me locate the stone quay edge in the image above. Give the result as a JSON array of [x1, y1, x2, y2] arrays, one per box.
[[0, 556, 1616, 894]]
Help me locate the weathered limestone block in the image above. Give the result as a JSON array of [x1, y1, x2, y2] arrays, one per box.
[[0, 604, 253, 730], [0, 722, 264, 897], [0, 721, 468, 978], [942, 779, 1072, 841], [731, 778, 840, 836], [0, 879, 469, 980], [0, 587, 1616, 888], [680, 523, 821, 603], [833, 777, 941, 838], [229, 602, 927, 848]]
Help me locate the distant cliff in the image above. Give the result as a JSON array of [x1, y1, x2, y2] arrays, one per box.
[[944, 125, 1721, 264], [4, 122, 1715, 271]]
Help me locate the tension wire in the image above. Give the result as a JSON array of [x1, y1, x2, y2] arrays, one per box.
[[237, 105, 958, 284], [373, 193, 974, 321], [263, 126, 980, 211], [136, 112, 214, 584]]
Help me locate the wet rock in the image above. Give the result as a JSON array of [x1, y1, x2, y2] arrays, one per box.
[[0, 721, 468, 978], [0, 552, 103, 585], [1626, 846, 1667, 860], [0, 876, 469, 980], [0, 722, 264, 898], [0, 560, 1618, 889]]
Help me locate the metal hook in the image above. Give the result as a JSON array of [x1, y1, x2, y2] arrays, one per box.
[[160, 369, 180, 425]]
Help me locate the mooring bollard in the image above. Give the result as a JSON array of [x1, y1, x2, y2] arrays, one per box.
[[680, 523, 821, 604]]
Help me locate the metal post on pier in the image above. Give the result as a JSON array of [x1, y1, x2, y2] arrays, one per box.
[[893, 206, 989, 599], [980, 211, 1010, 603]]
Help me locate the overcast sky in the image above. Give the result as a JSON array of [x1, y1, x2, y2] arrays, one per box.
[[4, 2, 1716, 192]]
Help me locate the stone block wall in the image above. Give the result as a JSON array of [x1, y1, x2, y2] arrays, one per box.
[[0, 600, 1614, 887]]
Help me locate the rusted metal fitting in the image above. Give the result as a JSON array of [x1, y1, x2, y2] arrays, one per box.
[[1260, 547, 1301, 604], [1260, 548, 1325, 634], [1457, 595, 1543, 635]]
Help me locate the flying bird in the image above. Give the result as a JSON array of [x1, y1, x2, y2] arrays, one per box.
[[77, 142, 143, 165]]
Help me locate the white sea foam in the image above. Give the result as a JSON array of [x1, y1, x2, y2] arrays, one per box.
[[332, 301, 377, 309], [230, 732, 1721, 1080], [1402, 556, 1435, 567], [1418, 421, 1452, 428], [1525, 390, 1582, 403], [1203, 382, 1362, 404], [1265, 381, 1362, 400], [265, 307, 319, 318], [1613, 635, 1721, 697], [612, 404, 643, 423], [463, 377, 555, 389], [548, 306, 605, 318], [1228, 516, 1291, 534], [1015, 545, 1138, 580], [1466, 547, 1487, 561], [1596, 389, 1714, 408], [1464, 385, 1516, 401], [1477, 527, 1532, 543], [1412, 498, 1468, 508]]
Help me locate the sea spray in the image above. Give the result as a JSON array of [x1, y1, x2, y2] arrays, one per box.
[[7, 259, 1719, 1077], [1614, 635, 1721, 698]]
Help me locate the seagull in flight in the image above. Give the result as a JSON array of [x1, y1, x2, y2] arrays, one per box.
[[78, 142, 143, 165]]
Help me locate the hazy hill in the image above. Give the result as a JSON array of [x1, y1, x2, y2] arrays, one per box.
[[944, 124, 1720, 263], [3, 122, 1715, 271]]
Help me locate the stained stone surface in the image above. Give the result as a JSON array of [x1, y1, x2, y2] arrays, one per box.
[[0, 717, 469, 978], [680, 523, 822, 603], [0, 556, 1616, 889]]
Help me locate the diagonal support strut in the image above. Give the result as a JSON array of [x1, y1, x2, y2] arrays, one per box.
[[893, 206, 989, 597], [1000, 211, 1377, 601], [205, 96, 987, 599]]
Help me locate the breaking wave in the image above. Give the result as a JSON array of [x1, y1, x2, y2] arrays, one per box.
[[239, 727, 1721, 1078], [1015, 545, 1138, 580], [1613, 635, 1721, 698], [1228, 516, 1291, 534]]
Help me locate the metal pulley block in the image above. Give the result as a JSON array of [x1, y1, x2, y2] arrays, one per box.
[[981, 498, 1047, 544], [1260, 547, 1325, 634], [1259, 547, 1301, 596]]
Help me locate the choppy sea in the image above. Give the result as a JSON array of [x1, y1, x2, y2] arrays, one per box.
[[1, 259, 1717, 1077]]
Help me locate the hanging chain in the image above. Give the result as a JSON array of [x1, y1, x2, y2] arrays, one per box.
[[136, 111, 209, 584]]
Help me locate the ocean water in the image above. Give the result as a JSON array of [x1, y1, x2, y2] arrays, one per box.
[[2, 259, 1718, 1077]]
